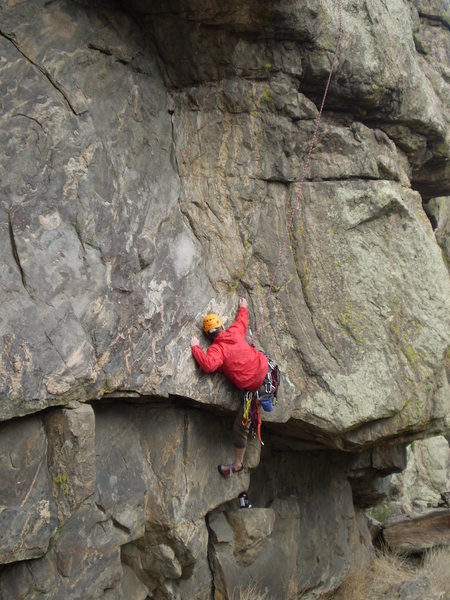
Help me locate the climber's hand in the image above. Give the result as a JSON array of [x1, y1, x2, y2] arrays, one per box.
[[239, 298, 248, 309], [191, 336, 200, 347]]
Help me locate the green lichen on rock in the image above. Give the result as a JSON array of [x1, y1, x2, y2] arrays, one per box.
[[403, 343, 421, 364], [53, 473, 69, 497], [367, 499, 393, 524]]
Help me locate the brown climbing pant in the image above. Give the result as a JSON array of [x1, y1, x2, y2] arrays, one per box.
[[232, 401, 251, 449]]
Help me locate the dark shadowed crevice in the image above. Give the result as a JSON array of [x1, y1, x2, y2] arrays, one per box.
[[416, 12, 450, 32], [422, 201, 438, 231], [7, 212, 26, 288]]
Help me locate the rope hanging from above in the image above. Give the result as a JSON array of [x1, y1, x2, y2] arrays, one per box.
[[252, 0, 344, 343]]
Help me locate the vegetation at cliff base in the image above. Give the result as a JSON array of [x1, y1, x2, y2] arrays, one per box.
[[322, 546, 450, 600]]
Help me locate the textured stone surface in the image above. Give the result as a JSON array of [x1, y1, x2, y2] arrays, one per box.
[[0, 404, 373, 599], [388, 436, 450, 514], [207, 449, 375, 599], [426, 197, 449, 271], [46, 403, 96, 524], [0, 0, 449, 597], [0, 0, 448, 450], [0, 415, 53, 564], [386, 577, 432, 600], [348, 444, 407, 507], [0, 405, 250, 598], [382, 508, 450, 554]]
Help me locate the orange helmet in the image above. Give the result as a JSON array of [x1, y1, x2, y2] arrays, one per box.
[[203, 313, 223, 333]]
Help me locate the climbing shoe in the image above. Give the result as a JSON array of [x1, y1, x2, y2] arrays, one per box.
[[218, 464, 243, 477]]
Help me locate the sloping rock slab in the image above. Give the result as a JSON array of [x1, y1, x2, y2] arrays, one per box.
[[382, 508, 450, 554]]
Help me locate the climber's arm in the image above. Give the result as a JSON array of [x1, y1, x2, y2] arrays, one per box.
[[227, 298, 249, 336], [191, 340, 224, 373]]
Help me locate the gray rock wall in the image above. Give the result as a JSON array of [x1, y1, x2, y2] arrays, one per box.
[[0, 0, 449, 597], [0, 402, 372, 599], [1, 0, 449, 444]]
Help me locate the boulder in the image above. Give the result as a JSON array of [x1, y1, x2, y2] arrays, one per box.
[[382, 508, 450, 554], [386, 577, 432, 600]]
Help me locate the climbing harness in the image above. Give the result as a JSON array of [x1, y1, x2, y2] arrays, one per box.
[[259, 357, 280, 412], [253, 0, 344, 342], [241, 357, 280, 444]]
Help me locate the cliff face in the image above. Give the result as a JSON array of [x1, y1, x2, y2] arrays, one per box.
[[388, 435, 450, 513], [0, 0, 449, 598]]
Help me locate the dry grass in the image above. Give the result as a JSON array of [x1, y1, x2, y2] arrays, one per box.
[[232, 580, 269, 600], [225, 548, 450, 599], [423, 546, 450, 598], [322, 550, 415, 600], [322, 546, 450, 600]]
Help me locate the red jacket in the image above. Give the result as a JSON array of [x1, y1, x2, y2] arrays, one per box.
[[192, 307, 268, 391]]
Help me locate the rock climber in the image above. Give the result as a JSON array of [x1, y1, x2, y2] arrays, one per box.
[[190, 298, 270, 477]]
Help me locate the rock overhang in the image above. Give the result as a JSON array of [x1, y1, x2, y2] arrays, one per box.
[[0, 0, 449, 447]]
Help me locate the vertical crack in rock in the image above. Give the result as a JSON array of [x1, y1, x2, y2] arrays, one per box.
[[44, 330, 68, 369], [205, 514, 217, 599], [289, 224, 340, 373], [169, 108, 180, 178], [72, 221, 86, 255], [20, 458, 44, 508], [422, 200, 438, 231], [95, 502, 107, 514], [8, 211, 26, 288], [0, 29, 80, 116], [182, 412, 190, 499]]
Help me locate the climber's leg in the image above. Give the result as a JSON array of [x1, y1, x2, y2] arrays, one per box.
[[232, 445, 246, 471], [218, 404, 250, 477]]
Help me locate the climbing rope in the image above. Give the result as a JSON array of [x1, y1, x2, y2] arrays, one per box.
[[253, 0, 344, 342]]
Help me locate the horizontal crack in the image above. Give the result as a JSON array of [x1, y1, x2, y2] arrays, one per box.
[[87, 43, 149, 75], [418, 12, 450, 32]]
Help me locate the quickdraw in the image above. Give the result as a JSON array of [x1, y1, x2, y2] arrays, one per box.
[[241, 391, 252, 426], [241, 391, 264, 445], [256, 398, 262, 445], [241, 357, 280, 444]]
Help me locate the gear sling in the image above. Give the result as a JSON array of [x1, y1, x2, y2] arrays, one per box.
[[241, 357, 280, 444]]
